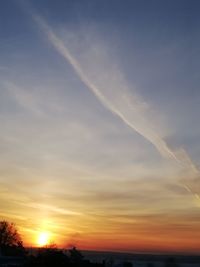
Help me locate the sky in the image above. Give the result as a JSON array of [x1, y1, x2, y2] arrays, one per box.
[[0, 0, 200, 254]]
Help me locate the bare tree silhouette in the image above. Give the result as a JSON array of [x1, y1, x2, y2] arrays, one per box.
[[0, 220, 25, 256]]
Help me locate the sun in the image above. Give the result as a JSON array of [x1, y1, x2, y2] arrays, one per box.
[[37, 232, 50, 247]]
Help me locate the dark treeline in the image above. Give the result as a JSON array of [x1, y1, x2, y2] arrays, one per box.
[[25, 246, 104, 267]]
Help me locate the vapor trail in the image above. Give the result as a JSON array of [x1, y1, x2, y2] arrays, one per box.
[[18, 2, 200, 198], [33, 15, 180, 161], [31, 15, 200, 181]]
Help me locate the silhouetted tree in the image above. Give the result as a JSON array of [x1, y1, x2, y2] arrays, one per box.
[[0, 220, 25, 256], [40, 247, 68, 267], [26, 246, 105, 267], [69, 246, 84, 266], [26, 246, 69, 267]]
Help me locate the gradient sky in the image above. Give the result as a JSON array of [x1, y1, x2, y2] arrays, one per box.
[[0, 0, 200, 254]]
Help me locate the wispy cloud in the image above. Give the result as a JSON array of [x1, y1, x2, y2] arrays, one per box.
[[4, 81, 44, 116], [23, 203, 82, 216], [32, 15, 178, 161], [31, 13, 200, 188], [19, 0, 197, 168], [29, 13, 200, 203]]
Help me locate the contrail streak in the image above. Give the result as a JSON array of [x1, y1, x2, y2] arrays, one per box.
[[33, 15, 179, 161], [32, 15, 200, 189], [17, 1, 200, 199]]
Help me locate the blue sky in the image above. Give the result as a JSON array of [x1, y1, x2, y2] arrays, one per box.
[[0, 0, 200, 252]]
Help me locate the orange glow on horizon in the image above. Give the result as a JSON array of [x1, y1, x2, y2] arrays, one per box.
[[18, 217, 200, 254], [17, 225, 200, 255]]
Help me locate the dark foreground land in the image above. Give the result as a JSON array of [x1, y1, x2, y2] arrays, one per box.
[[1, 247, 200, 267], [83, 250, 200, 266]]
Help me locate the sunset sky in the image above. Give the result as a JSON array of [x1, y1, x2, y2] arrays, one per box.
[[0, 0, 200, 254]]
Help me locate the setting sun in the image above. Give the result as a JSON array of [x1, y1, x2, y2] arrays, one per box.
[[37, 232, 50, 247]]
